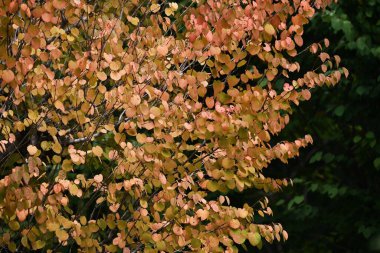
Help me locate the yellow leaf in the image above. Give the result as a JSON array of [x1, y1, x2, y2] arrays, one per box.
[[9, 220, 20, 231], [264, 23, 276, 35], [56, 229, 69, 241], [92, 146, 103, 157], [69, 184, 79, 196], [237, 60, 247, 68], [41, 141, 51, 151], [80, 216, 87, 225], [150, 106, 161, 117], [222, 158, 235, 169], [53, 155, 61, 163], [28, 109, 39, 122], [54, 100, 65, 112], [71, 27, 80, 37], [248, 232, 261, 246], [66, 35, 75, 42], [165, 8, 173, 16], [206, 180, 219, 192], [32, 240, 45, 250], [140, 199, 148, 208], [47, 222, 60, 232], [62, 159, 73, 172], [150, 3, 160, 13], [52, 141, 62, 154], [97, 219, 107, 230], [191, 238, 202, 249], [169, 2, 178, 10], [156, 241, 166, 251], [153, 202, 165, 212], [21, 236, 29, 248], [127, 16, 139, 26]]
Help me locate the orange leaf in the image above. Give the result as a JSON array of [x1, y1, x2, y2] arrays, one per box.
[[27, 145, 38, 156], [227, 75, 239, 87], [2, 70, 15, 83], [157, 45, 168, 57]]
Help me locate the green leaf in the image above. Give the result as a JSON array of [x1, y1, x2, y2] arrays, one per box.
[[156, 241, 166, 251], [326, 186, 338, 198], [334, 105, 345, 117], [258, 78, 267, 88], [373, 157, 380, 170], [207, 181, 219, 192], [293, 195, 304, 204], [365, 131, 375, 139], [310, 183, 318, 192], [9, 220, 20, 231], [21, 236, 29, 248], [217, 92, 232, 103], [310, 151, 323, 164], [97, 218, 107, 230], [191, 238, 202, 249], [248, 232, 261, 246], [353, 136, 362, 143], [356, 86, 367, 95]]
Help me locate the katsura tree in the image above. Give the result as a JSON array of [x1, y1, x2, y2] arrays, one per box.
[[0, 0, 347, 252]]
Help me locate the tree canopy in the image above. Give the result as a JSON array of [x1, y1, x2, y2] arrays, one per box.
[[0, 0, 346, 252]]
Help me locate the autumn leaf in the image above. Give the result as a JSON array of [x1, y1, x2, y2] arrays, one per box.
[[94, 174, 103, 183], [248, 232, 261, 246], [127, 16, 139, 26], [96, 71, 107, 81], [92, 146, 103, 157], [2, 70, 15, 83], [227, 75, 239, 87], [27, 145, 38, 156], [157, 45, 168, 56], [54, 100, 65, 112], [264, 23, 276, 35], [150, 3, 160, 13]]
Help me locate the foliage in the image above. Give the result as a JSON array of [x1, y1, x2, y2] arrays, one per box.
[[0, 0, 345, 252], [260, 0, 380, 252]]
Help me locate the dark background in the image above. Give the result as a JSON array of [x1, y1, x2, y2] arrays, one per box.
[[239, 0, 380, 252]]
